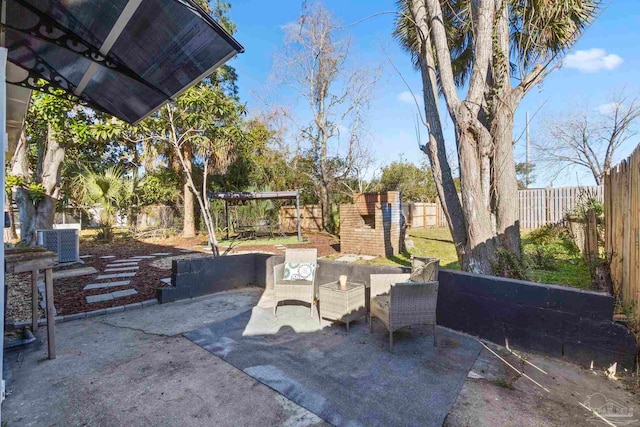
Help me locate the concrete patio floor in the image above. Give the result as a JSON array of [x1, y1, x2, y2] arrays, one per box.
[[3, 287, 638, 426]]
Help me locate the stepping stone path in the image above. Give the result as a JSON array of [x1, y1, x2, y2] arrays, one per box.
[[79, 255, 93, 259], [86, 289, 137, 303], [84, 280, 131, 291], [104, 266, 140, 272], [96, 272, 136, 280], [85, 252, 171, 304], [179, 249, 194, 253], [106, 262, 138, 268], [52, 266, 99, 280]]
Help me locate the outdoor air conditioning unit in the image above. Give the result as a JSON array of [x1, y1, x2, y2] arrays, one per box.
[[37, 229, 80, 263]]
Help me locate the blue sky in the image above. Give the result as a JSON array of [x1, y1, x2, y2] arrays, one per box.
[[225, 0, 640, 187]]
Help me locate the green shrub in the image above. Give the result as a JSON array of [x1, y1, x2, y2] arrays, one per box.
[[525, 224, 579, 270], [492, 249, 530, 281]]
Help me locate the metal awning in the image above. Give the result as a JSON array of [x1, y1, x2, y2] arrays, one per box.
[[0, 0, 243, 404], [1, 0, 244, 129]]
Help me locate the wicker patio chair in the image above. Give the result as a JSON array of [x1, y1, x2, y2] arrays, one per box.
[[369, 274, 439, 352], [273, 248, 318, 318]]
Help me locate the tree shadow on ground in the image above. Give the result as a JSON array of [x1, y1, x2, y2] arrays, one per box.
[[410, 235, 454, 244]]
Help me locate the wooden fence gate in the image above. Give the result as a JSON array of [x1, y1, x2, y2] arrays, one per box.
[[279, 205, 323, 233]]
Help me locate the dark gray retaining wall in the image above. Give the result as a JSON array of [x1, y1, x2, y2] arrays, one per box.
[[158, 254, 257, 303], [437, 270, 637, 369], [158, 255, 637, 369]]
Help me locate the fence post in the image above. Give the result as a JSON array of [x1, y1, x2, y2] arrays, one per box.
[[296, 190, 301, 242]]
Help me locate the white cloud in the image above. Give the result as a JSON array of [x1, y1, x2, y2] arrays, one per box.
[[563, 48, 623, 73], [598, 102, 621, 115], [397, 91, 419, 105]]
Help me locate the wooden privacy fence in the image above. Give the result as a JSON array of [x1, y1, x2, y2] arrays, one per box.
[[403, 202, 448, 229], [280, 205, 323, 233], [604, 145, 640, 320], [405, 186, 603, 230], [518, 186, 603, 229]]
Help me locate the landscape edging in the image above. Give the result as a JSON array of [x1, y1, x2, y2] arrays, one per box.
[[9, 298, 159, 328]]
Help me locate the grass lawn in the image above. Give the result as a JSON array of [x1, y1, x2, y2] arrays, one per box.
[[356, 227, 594, 290]]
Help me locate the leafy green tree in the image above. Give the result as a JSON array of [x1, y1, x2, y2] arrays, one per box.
[[128, 81, 247, 253], [138, 170, 180, 207], [380, 160, 436, 202], [515, 162, 536, 189], [12, 90, 116, 245]]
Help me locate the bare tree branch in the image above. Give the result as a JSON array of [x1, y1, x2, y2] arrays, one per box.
[[535, 91, 640, 185]]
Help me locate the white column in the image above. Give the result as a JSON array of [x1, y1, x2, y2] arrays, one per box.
[[0, 46, 7, 409]]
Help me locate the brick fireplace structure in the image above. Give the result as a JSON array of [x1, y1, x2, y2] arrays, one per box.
[[339, 191, 403, 257]]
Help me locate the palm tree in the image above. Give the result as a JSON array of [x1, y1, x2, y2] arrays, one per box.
[[394, 0, 600, 274], [74, 167, 130, 241]]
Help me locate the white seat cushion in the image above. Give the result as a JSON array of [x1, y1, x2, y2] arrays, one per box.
[[283, 262, 316, 281]]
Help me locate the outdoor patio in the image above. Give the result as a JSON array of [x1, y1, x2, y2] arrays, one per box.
[[3, 286, 638, 426]]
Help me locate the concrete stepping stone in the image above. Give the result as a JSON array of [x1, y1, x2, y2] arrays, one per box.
[[104, 266, 140, 272], [96, 272, 136, 280], [179, 249, 194, 253], [86, 293, 113, 303], [52, 266, 99, 280], [84, 280, 131, 291], [130, 255, 155, 259], [100, 255, 116, 259], [111, 289, 137, 299], [110, 259, 139, 264], [79, 255, 93, 259], [151, 253, 171, 256], [86, 288, 137, 303], [106, 262, 138, 268]]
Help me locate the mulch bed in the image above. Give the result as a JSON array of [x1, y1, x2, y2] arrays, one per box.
[[6, 232, 340, 320], [223, 233, 339, 258]]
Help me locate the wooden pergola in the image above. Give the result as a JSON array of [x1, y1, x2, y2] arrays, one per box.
[[209, 190, 302, 242]]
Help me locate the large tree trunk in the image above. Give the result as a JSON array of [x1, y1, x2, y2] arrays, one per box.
[[8, 204, 18, 240], [489, 0, 521, 256], [35, 196, 57, 230], [319, 182, 331, 233], [11, 127, 64, 246], [182, 144, 196, 237], [416, 49, 467, 265], [457, 125, 498, 273], [492, 104, 521, 255], [14, 188, 36, 246]]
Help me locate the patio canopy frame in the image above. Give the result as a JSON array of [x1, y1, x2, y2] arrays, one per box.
[[208, 191, 302, 243]]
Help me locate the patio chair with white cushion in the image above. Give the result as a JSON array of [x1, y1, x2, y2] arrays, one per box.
[[273, 248, 318, 318], [369, 274, 439, 352]]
